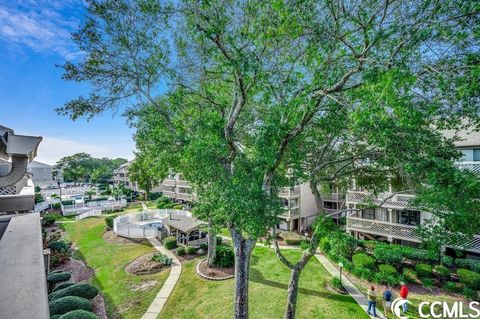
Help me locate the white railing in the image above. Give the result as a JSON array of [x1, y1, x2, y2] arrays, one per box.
[[346, 191, 416, 209], [62, 199, 127, 216], [280, 207, 301, 219], [162, 190, 176, 198], [346, 216, 421, 242], [177, 192, 193, 201], [279, 186, 300, 198], [75, 210, 102, 221]]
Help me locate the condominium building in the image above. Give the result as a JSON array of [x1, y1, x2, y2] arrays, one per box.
[[0, 125, 49, 319], [28, 160, 54, 186], [156, 173, 196, 203], [345, 130, 480, 256], [112, 161, 138, 191]]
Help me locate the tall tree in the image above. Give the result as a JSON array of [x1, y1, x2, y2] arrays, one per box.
[[57, 1, 480, 318]]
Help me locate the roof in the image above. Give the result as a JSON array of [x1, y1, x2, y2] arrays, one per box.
[[162, 213, 207, 233], [115, 160, 133, 171], [28, 161, 52, 168], [443, 129, 480, 148]]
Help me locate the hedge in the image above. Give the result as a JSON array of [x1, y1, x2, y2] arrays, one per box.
[[214, 245, 235, 268], [379, 264, 398, 277], [320, 237, 331, 253], [285, 238, 302, 246], [352, 253, 376, 270], [457, 269, 480, 290], [49, 296, 92, 316], [200, 243, 208, 250], [47, 272, 72, 284], [434, 265, 450, 280], [216, 236, 223, 246], [442, 281, 461, 293], [402, 268, 418, 284], [48, 241, 69, 253], [163, 236, 177, 250], [415, 263, 433, 278], [152, 253, 172, 266], [59, 310, 98, 319], [53, 282, 75, 292], [42, 214, 56, 227], [50, 284, 98, 301], [328, 232, 357, 261], [105, 216, 117, 229], [186, 246, 196, 254], [373, 244, 403, 265], [442, 256, 454, 267], [176, 247, 185, 256], [455, 258, 480, 273]]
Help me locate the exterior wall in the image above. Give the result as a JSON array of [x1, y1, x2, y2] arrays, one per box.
[[299, 183, 317, 217], [29, 167, 53, 184]]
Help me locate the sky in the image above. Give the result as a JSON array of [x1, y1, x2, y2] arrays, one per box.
[[0, 0, 136, 165]]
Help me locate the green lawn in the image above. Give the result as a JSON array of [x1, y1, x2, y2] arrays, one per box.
[[160, 247, 369, 319], [63, 217, 169, 319]]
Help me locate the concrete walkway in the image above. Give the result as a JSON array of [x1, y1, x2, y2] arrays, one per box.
[[315, 253, 386, 319], [141, 237, 182, 319]]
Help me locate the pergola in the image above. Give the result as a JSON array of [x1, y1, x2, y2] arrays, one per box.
[[162, 213, 208, 247]]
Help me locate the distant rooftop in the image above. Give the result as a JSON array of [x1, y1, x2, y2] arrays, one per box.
[[28, 161, 52, 168]]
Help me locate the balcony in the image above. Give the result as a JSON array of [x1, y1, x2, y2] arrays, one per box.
[[162, 178, 176, 186], [177, 192, 193, 201], [279, 186, 300, 198], [162, 190, 176, 199], [322, 193, 344, 202], [280, 207, 300, 220], [346, 190, 416, 210], [346, 215, 421, 242], [0, 176, 35, 213]]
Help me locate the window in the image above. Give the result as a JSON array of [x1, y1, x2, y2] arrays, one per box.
[[398, 210, 420, 226], [362, 208, 375, 220], [324, 201, 338, 210], [474, 149, 480, 161]]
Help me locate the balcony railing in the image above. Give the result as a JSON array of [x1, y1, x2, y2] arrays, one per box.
[[346, 190, 416, 209], [279, 186, 300, 198], [176, 180, 190, 187], [162, 178, 176, 186], [280, 207, 300, 219], [162, 190, 176, 199], [177, 192, 193, 201], [0, 177, 35, 213], [346, 215, 421, 242], [322, 193, 345, 201]]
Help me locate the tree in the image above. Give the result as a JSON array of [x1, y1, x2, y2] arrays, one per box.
[[128, 157, 155, 199], [57, 1, 480, 318]]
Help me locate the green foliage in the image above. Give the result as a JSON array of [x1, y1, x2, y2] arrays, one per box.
[[462, 287, 478, 301], [415, 264, 433, 279], [330, 276, 343, 290], [49, 296, 92, 316], [199, 243, 208, 250], [455, 258, 480, 273], [373, 244, 403, 265], [176, 247, 185, 256], [214, 245, 235, 268], [42, 214, 57, 227], [59, 310, 98, 319], [50, 284, 98, 301], [152, 253, 172, 266], [35, 192, 45, 204], [352, 253, 376, 270], [433, 265, 450, 280], [457, 269, 480, 290], [319, 237, 331, 253], [173, 204, 184, 210], [48, 241, 69, 253], [328, 232, 357, 261], [51, 315, 61, 319], [442, 281, 461, 293], [163, 236, 177, 250], [216, 236, 223, 246], [442, 256, 454, 267], [421, 277, 435, 289], [47, 272, 71, 284], [104, 215, 117, 229], [53, 282, 75, 292], [402, 268, 418, 284], [186, 246, 196, 254], [285, 238, 302, 246], [378, 264, 398, 277]]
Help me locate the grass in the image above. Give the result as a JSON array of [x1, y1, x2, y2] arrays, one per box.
[[159, 246, 369, 319], [63, 217, 169, 319]]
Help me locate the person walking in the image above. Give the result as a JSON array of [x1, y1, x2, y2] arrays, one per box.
[[383, 285, 393, 316], [400, 282, 409, 313], [367, 285, 378, 317]]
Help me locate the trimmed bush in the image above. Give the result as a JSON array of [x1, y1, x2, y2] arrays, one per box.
[[214, 245, 235, 268], [379, 264, 398, 277], [199, 243, 208, 250], [49, 296, 92, 316], [42, 214, 56, 227], [48, 241, 69, 253], [462, 287, 478, 301], [402, 268, 418, 284], [457, 269, 480, 290], [50, 284, 98, 301], [319, 237, 331, 253], [415, 263, 433, 279], [173, 204, 184, 210], [442, 281, 461, 293], [59, 310, 98, 319], [421, 277, 434, 288], [328, 232, 357, 261], [47, 272, 71, 284], [186, 246, 196, 254], [352, 253, 376, 270], [373, 244, 403, 265], [152, 253, 172, 266], [176, 247, 185, 256], [455, 258, 480, 273], [216, 236, 223, 246], [163, 236, 177, 250], [330, 276, 343, 290], [442, 256, 454, 267], [105, 216, 117, 229], [53, 282, 75, 292], [434, 265, 450, 280], [285, 238, 302, 246]]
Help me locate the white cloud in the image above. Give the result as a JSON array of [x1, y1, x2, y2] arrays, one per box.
[[0, 1, 84, 59], [34, 136, 135, 165]]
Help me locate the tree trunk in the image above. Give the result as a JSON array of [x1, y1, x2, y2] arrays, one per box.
[[308, 180, 324, 213], [207, 218, 217, 267], [230, 227, 256, 319], [284, 264, 304, 319]]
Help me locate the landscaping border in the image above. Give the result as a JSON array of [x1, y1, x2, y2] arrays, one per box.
[[196, 259, 235, 281]]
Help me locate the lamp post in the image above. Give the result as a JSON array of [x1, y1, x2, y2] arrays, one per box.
[[57, 180, 62, 201], [338, 262, 344, 285]]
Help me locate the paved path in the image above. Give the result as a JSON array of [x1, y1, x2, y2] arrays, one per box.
[[141, 237, 182, 319], [315, 253, 386, 319]]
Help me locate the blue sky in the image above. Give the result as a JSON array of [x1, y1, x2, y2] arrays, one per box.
[[0, 0, 135, 164]]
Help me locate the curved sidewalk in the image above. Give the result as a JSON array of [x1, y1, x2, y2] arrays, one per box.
[[141, 237, 182, 319]]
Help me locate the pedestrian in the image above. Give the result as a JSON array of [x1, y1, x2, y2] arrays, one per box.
[[367, 285, 378, 317], [383, 285, 393, 315], [400, 282, 409, 313]]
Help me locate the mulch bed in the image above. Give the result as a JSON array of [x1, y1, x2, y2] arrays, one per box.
[[125, 253, 168, 275], [197, 259, 235, 280], [177, 252, 206, 262], [103, 230, 148, 245]]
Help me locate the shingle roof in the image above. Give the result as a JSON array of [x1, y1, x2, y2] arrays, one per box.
[[162, 213, 207, 233]]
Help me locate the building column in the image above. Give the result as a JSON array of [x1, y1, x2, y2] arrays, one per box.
[[388, 208, 393, 223]]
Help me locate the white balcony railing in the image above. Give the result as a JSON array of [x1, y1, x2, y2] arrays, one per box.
[[280, 207, 300, 219], [279, 186, 300, 198], [162, 179, 176, 186], [0, 177, 35, 212], [162, 190, 176, 198], [177, 192, 193, 201], [346, 215, 421, 242], [346, 190, 416, 209]]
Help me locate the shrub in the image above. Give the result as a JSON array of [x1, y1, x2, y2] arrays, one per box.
[[50, 284, 98, 301], [329, 232, 357, 261], [457, 269, 480, 290], [176, 247, 186, 256], [455, 258, 480, 273], [59, 310, 98, 319], [216, 236, 223, 246], [49, 296, 92, 316], [434, 265, 450, 280], [330, 276, 343, 290], [47, 272, 72, 284], [421, 277, 435, 288], [285, 238, 302, 246], [53, 282, 75, 292], [186, 246, 196, 254], [300, 240, 310, 250], [401, 246, 437, 262], [42, 214, 56, 227], [152, 253, 172, 266], [104, 215, 117, 229], [48, 241, 69, 253], [415, 263, 433, 278], [352, 253, 376, 270], [402, 268, 418, 284], [462, 287, 478, 301], [442, 281, 461, 293], [319, 237, 331, 253], [173, 204, 184, 210], [442, 256, 454, 267], [214, 245, 235, 268], [373, 244, 403, 265], [163, 236, 177, 250], [199, 243, 208, 250], [379, 264, 398, 277]]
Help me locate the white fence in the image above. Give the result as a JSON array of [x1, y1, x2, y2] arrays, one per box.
[[34, 199, 61, 213], [75, 210, 102, 221], [62, 199, 127, 216], [113, 209, 191, 239]]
